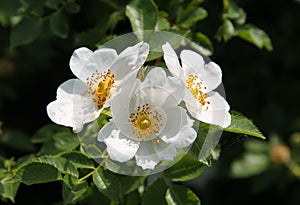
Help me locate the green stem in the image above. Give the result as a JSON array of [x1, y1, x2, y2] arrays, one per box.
[[78, 165, 100, 182], [77, 149, 108, 182]]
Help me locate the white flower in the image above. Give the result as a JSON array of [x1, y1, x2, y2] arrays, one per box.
[[47, 42, 149, 132], [162, 42, 231, 128], [97, 67, 197, 170]]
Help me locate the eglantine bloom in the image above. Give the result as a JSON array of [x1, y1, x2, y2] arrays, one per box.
[[47, 42, 149, 132], [162, 43, 231, 128], [97, 67, 197, 170]]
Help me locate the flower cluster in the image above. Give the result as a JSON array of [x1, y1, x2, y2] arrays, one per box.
[[47, 42, 231, 170]]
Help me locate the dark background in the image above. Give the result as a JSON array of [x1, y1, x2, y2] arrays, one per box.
[[0, 0, 299, 204]]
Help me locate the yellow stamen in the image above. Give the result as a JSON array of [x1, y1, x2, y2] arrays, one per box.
[[87, 69, 115, 109], [186, 74, 210, 108], [129, 104, 163, 140]]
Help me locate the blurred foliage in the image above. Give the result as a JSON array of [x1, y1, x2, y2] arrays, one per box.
[[0, 0, 299, 205]]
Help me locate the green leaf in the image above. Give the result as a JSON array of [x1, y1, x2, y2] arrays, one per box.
[[62, 151, 95, 169], [188, 122, 221, 165], [142, 178, 168, 205], [21, 163, 62, 185], [64, 2, 80, 14], [177, 7, 207, 29], [10, 17, 42, 47], [124, 190, 141, 205], [163, 155, 205, 182], [62, 175, 89, 205], [31, 124, 71, 143], [50, 11, 69, 38], [80, 185, 111, 205], [34, 156, 78, 177], [0, 129, 35, 152], [226, 0, 246, 25], [118, 175, 146, 195], [165, 185, 200, 205], [193, 32, 214, 55], [235, 25, 273, 51], [0, 0, 20, 26], [92, 168, 120, 203], [125, 0, 158, 40], [231, 153, 270, 178], [215, 19, 235, 42], [38, 132, 80, 155], [224, 113, 265, 139], [155, 16, 170, 31], [0, 176, 21, 202], [45, 0, 61, 10]]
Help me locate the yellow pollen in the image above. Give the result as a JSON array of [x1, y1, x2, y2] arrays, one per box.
[[87, 69, 115, 109], [138, 118, 151, 130], [186, 74, 210, 107], [129, 104, 163, 140]]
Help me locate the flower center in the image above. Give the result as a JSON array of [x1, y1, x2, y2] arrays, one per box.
[[186, 74, 210, 109], [129, 104, 163, 140], [87, 69, 115, 109]]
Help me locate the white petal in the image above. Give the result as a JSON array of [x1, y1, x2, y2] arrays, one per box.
[[152, 140, 177, 161], [183, 88, 200, 109], [161, 107, 197, 148], [135, 142, 160, 170], [187, 104, 231, 128], [56, 79, 88, 100], [138, 67, 185, 107], [99, 122, 140, 162], [180, 49, 205, 77], [47, 100, 78, 130], [97, 121, 114, 142], [47, 79, 100, 132], [81, 48, 118, 83], [162, 42, 182, 78], [111, 42, 149, 81], [207, 92, 230, 111], [111, 78, 141, 140], [69, 47, 93, 82], [160, 106, 182, 140], [200, 62, 222, 92]]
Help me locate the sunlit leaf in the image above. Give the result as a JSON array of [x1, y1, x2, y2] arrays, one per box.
[[176, 7, 207, 29], [215, 19, 235, 42], [155, 15, 170, 31], [235, 24, 273, 51], [33, 156, 78, 177], [165, 185, 200, 205], [126, 0, 158, 40], [224, 113, 265, 139], [0, 175, 20, 202], [226, 0, 246, 25], [93, 168, 120, 203]]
